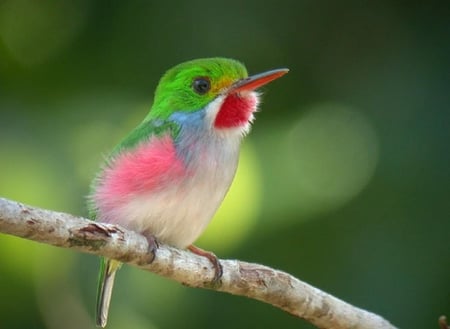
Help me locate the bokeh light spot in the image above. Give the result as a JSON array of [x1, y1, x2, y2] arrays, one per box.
[[0, 0, 89, 66], [286, 102, 379, 215], [0, 142, 73, 210]]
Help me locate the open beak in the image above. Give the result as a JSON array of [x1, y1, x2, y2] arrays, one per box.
[[229, 68, 289, 93]]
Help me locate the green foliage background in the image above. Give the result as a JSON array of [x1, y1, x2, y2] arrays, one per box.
[[0, 1, 448, 328]]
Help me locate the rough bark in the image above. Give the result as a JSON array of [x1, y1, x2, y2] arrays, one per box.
[[0, 197, 397, 329]]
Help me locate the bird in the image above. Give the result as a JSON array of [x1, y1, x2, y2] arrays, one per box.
[[88, 57, 288, 327]]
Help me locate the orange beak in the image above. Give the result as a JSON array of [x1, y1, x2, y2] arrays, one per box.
[[229, 68, 289, 93]]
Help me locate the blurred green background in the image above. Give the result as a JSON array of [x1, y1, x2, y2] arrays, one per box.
[[0, 1, 448, 328]]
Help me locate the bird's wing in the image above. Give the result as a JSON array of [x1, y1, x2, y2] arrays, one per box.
[[111, 118, 181, 157]]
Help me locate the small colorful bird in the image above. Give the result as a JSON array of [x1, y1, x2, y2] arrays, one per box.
[[88, 57, 288, 327]]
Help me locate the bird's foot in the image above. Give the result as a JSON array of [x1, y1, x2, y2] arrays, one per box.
[[188, 245, 223, 286], [143, 232, 159, 263]]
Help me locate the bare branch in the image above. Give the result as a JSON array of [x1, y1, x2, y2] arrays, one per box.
[[0, 197, 396, 329]]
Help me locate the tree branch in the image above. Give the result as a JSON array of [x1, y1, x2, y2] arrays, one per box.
[[0, 197, 396, 329]]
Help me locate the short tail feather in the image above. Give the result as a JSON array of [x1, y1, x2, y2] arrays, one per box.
[[96, 258, 121, 328]]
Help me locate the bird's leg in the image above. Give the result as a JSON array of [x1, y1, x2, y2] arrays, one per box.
[[142, 231, 159, 263], [188, 245, 223, 284]]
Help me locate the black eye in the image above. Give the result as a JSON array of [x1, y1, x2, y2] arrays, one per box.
[[192, 77, 211, 95]]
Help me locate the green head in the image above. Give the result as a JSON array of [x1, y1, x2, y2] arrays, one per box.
[[112, 57, 289, 154], [148, 58, 248, 120]]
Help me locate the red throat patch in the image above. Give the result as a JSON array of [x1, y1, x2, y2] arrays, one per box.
[[214, 94, 257, 128]]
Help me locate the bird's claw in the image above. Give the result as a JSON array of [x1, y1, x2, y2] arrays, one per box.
[[188, 245, 223, 285], [143, 233, 159, 263]]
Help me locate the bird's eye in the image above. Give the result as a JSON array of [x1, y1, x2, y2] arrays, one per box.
[[192, 77, 211, 95]]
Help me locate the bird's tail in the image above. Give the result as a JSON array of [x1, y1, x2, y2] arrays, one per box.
[[96, 258, 121, 328]]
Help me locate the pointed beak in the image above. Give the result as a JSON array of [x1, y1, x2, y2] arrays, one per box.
[[229, 68, 289, 93]]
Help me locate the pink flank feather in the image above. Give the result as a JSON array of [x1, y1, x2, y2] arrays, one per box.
[[95, 135, 186, 211]]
